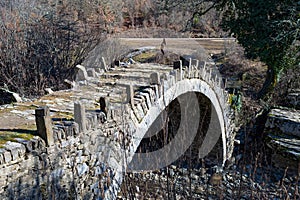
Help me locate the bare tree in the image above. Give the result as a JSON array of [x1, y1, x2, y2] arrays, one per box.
[[0, 0, 105, 97]]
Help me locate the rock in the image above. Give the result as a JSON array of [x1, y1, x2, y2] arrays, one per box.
[[77, 163, 89, 177], [64, 79, 76, 88], [234, 139, 241, 145], [75, 65, 88, 81], [200, 168, 206, 177], [44, 88, 54, 94], [265, 108, 300, 138], [169, 168, 175, 177], [195, 186, 205, 193], [136, 186, 140, 193], [150, 72, 160, 85], [0, 89, 22, 105], [209, 172, 222, 185], [87, 68, 97, 78], [190, 173, 199, 180], [264, 107, 300, 170], [286, 89, 300, 109]]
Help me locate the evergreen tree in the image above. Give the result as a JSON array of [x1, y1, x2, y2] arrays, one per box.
[[222, 0, 300, 99]]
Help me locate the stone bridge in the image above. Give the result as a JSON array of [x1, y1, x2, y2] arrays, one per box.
[[0, 38, 236, 199]]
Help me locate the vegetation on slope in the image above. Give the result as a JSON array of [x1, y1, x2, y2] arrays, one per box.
[[0, 0, 299, 101], [222, 0, 300, 99]]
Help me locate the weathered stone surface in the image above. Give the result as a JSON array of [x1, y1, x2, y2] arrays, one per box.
[[4, 142, 23, 161], [35, 106, 54, 146], [267, 134, 300, 159], [74, 102, 87, 133], [265, 108, 300, 138], [77, 163, 89, 177], [0, 52, 234, 200], [75, 65, 88, 81], [150, 72, 160, 85], [265, 107, 300, 170], [44, 88, 54, 94], [126, 84, 134, 105], [101, 57, 108, 71], [87, 68, 97, 78]]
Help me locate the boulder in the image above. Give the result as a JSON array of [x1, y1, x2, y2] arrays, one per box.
[[0, 89, 22, 105], [264, 107, 300, 170], [75, 65, 88, 81], [265, 108, 300, 138]]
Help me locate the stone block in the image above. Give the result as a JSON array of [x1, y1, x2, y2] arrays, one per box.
[[126, 84, 134, 106], [162, 79, 169, 94], [150, 85, 159, 100], [101, 57, 108, 71], [35, 106, 54, 146], [130, 109, 139, 126], [19, 155, 36, 169], [1, 163, 20, 176], [265, 108, 300, 138], [6, 141, 26, 156], [173, 60, 182, 70], [168, 74, 175, 87], [74, 102, 87, 133], [179, 65, 183, 81], [75, 65, 88, 81], [150, 72, 160, 85], [169, 70, 178, 83], [87, 68, 96, 78], [136, 103, 145, 119]]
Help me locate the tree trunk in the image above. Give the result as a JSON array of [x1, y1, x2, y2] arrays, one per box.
[[257, 66, 281, 100]]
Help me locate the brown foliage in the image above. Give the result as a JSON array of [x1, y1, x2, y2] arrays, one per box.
[[0, 0, 106, 97]]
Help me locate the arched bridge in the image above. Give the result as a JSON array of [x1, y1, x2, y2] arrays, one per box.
[[0, 38, 236, 199]]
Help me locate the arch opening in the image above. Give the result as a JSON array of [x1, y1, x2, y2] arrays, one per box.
[[130, 92, 224, 171]]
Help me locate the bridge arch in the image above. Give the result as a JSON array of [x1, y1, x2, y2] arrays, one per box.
[[127, 78, 228, 171]]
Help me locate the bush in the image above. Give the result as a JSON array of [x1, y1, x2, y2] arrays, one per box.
[[0, 0, 105, 97]]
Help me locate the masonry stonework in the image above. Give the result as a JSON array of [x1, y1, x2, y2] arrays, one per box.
[[0, 58, 235, 199]]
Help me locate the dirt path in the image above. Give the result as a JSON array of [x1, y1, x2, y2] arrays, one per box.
[[120, 38, 235, 55]]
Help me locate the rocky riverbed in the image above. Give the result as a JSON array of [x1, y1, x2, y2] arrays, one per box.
[[118, 155, 299, 199], [118, 105, 300, 199]]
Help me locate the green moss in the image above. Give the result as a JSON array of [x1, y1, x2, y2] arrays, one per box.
[[0, 129, 36, 148], [133, 51, 157, 63], [51, 111, 74, 121]]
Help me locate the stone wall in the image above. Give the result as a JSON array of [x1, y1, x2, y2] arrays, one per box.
[[0, 104, 127, 199]]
